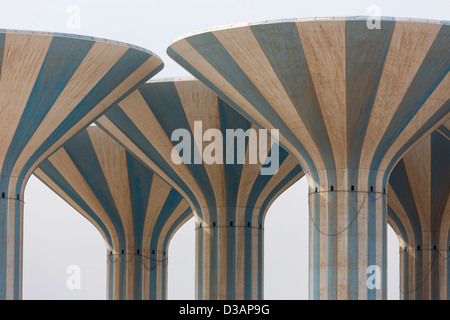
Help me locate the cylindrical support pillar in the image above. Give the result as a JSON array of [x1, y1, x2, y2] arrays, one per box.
[[0, 179, 25, 300], [396, 234, 447, 300], [388, 127, 449, 300], [307, 171, 388, 300], [195, 217, 264, 300]]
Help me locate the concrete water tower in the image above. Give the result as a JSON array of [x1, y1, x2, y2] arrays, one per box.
[[167, 17, 450, 299], [0, 29, 162, 299], [34, 126, 192, 299], [96, 78, 305, 299]]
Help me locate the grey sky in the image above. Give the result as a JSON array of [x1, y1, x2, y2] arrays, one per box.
[[2, 0, 446, 299]]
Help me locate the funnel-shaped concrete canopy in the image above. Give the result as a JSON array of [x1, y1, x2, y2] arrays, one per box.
[[0, 29, 163, 299], [34, 126, 191, 300], [96, 78, 304, 299], [167, 17, 450, 299], [388, 122, 449, 300]]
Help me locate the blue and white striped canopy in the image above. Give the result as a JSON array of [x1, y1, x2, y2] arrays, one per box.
[[388, 123, 449, 300], [0, 29, 163, 299]]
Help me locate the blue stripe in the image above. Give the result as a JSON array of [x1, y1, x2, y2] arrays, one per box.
[[430, 130, 450, 237], [312, 191, 320, 299], [126, 152, 154, 300], [197, 226, 204, 299], [127, 152, 152, 255], [347, 185, 358, 299]]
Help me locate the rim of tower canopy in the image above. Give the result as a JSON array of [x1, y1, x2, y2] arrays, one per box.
[[147, 75, 197, 83], [169, 16, 447, 44]]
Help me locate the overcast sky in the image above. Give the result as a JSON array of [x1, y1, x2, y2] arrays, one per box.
[[1, 0, 446, 300]]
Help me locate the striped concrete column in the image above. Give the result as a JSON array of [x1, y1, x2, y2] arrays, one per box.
[[167, 17, 450, 299], [0, 30, 162, 299], [34, 126, 192, 300], [387, 123, 449, 300], [96, 78, 304, 299]]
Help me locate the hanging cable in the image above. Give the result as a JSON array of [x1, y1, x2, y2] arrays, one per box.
[[107, 252, 168, 271]]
